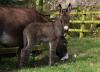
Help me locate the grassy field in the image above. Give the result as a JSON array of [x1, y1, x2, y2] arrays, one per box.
[[0, 37, 100, 72]]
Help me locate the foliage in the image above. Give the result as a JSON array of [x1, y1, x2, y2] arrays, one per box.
[[0, 0, 16, 5], [0, 0, 24, 7]]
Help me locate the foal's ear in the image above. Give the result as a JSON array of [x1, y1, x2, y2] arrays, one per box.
[[57, 4, 63, 13], [66, 3, 72, 12]]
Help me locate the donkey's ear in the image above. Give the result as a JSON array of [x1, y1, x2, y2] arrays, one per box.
[[66, 3, 72, 12]]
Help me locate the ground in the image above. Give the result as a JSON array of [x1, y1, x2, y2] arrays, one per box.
[[0, 37, 100, 72]]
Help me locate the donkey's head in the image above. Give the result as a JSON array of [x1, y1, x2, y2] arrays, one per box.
[[57, 3, 71, 31]]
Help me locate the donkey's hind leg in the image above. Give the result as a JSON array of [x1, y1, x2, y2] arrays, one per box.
[[16, 36, 24, 68]]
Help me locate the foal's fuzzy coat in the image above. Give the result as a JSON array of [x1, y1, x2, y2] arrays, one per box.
[[19, 12, 69, 67]]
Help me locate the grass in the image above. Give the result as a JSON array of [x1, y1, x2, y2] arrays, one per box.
[[0, 37, 100, 72]]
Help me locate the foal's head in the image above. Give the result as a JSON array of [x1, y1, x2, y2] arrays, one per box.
[[58, 3, 71, 31]]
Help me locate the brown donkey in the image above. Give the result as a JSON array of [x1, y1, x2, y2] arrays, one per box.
[[0, 6, 48, 68]]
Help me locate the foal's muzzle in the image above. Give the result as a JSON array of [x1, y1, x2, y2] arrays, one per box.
[[64, 26, 69, 31]]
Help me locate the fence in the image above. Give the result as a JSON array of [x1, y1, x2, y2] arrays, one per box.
[[50, 11, 100, 38], [0, 11, 100, 54]]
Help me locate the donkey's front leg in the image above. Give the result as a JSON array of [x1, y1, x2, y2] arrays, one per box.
[[49, 39, 58, 66]]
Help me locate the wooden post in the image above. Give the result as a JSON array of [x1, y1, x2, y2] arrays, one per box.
[[36, 0, 43, 11], [39, 0, 43, 11], [79, 11, 85, 38], [24, 0, 36, 8], [90, 13, 94, 32], [80, 24, 85, 38]]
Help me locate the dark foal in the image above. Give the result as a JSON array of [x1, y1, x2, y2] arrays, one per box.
[[18, 4, 71, 67]]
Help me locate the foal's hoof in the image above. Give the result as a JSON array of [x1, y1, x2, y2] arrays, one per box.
[[49, 63, 54, 66], [16, 63, 20, 69], [60, 53, 69, 61], [16, 64, 26, 69], [49, 62, 55, 66]]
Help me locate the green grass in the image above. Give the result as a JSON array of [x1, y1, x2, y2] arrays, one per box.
[[0, 37, 100, 72]]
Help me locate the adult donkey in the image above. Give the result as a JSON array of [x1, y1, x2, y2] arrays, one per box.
[[0, 6, 48, 67], [0, 6, 47, 47], [18, 4, 71, 67]]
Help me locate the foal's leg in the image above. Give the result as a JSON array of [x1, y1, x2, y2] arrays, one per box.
[[19, 32, 34, 67], [49, 39, 58, 66]]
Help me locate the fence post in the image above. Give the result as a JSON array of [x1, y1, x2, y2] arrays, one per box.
[[80, 24, 85, 38], [90, 13, 95, 32], [79, 11, 85, 38], [36, 0, 43, 11]]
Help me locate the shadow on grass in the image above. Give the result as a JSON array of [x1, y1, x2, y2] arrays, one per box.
[[0, 52, 97, 72], [0, 53, 70, 72], [0, 48, 96, 72], [0, 56, 16, 72]]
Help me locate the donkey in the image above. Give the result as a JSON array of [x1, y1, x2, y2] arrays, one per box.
[[0, 6, 48, 67], [0, 6, 47, 47], [18, 4, 71, 67]]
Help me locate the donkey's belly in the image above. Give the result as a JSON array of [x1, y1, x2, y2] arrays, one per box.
[[0, 32, 18, 46]]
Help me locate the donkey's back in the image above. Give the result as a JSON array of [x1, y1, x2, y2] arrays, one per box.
[[0, 6, 47, 47]]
